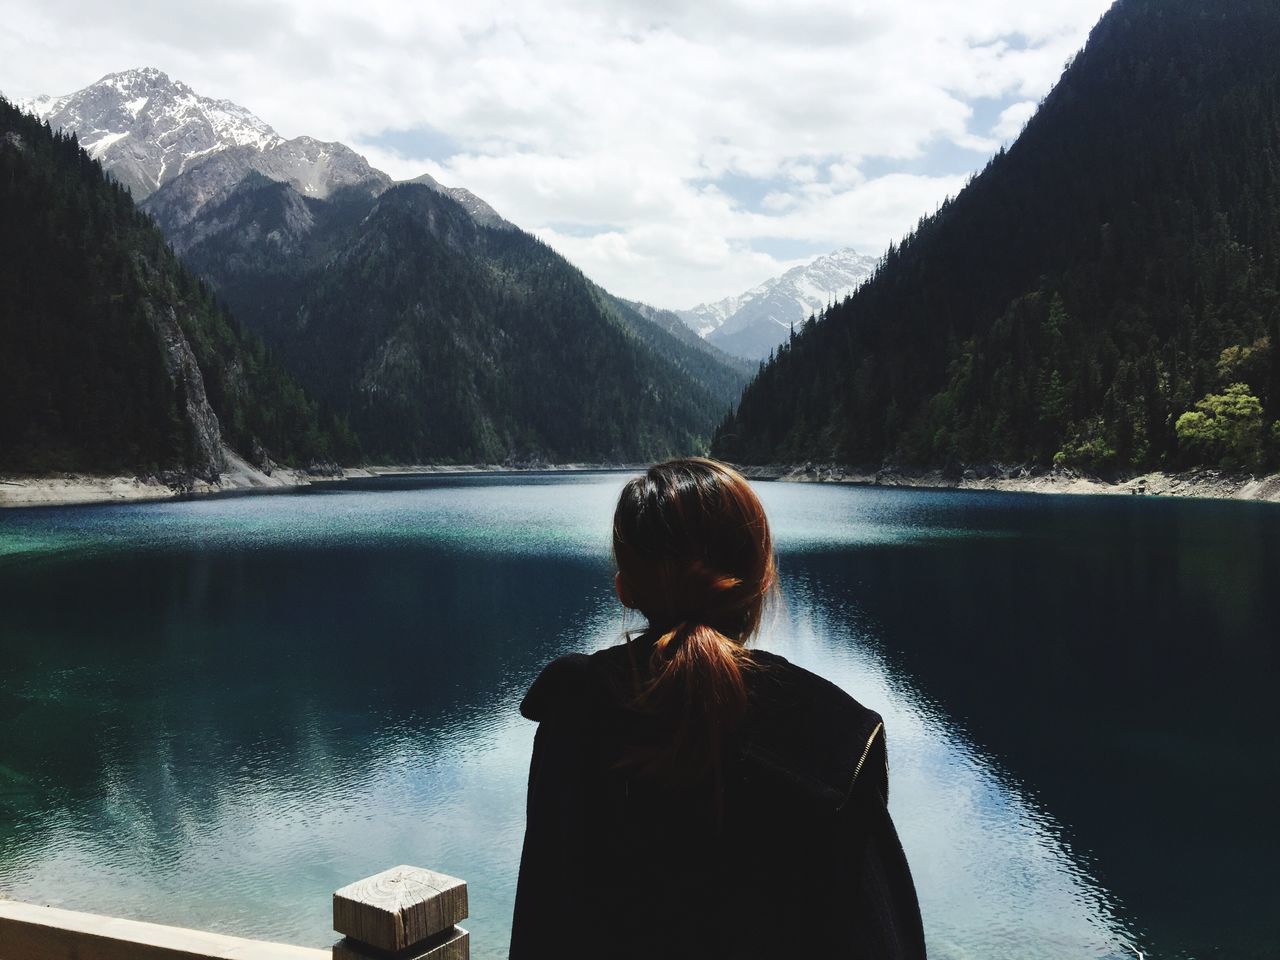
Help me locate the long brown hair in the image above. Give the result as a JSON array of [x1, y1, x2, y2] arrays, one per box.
[[612, 457, 776, 793]]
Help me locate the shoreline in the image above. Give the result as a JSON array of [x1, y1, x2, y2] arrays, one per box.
[[0, 449, 641, 510], [737, 462, 1280, 503], [6, 456, 1280, 509]]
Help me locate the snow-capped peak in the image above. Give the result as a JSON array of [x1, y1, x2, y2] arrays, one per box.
[[17, 67, 283, 197], [676, 248, 879, 360], [18, 67, 506, 237]]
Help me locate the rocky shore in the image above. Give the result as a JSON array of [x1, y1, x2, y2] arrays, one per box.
[[736, 462, 1280, 503], [8, 457, 1280, 509], [0, 454, 639, 509]]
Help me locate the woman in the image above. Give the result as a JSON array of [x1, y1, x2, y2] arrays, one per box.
[[510, 458, 926, 959]]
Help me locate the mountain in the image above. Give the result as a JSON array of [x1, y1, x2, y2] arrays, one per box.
[[167, 174, 749, 463], [15, 67, 398, 208], [603, 296, 756, 410], [16, 67, 282, 199], [15, 67, 393, 238], [714, 0, 1280, 474], [140, 136, 390, 243], [15, 68, 506, 240], [0, 97, 355, 478], [406, 172, 510, 230], [677, 248, 878, 360], [19, 68, 748, 463]]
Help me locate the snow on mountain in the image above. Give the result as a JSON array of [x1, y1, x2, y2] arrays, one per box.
[[142, 138, 393, 244], [17, 68, 505, 236], [17, 67, 284, 198], [676, 248, 879, 360], [677, 293, 751, 340]]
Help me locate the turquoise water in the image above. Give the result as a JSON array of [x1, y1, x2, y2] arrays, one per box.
[[1, 474, 1276, 958]]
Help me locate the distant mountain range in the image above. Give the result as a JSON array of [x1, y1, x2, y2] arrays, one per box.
[[6, 69, 750, 468], [15, 67, 880, 365], [16, 67, 871, 366], [677, 248, 878, 360]]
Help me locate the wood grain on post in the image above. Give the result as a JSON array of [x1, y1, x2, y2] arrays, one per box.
[[330, 927, 467, 960], [332, 866, 468, 960]]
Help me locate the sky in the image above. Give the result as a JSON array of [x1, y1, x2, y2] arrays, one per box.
[[0, 0, 1114, 309]]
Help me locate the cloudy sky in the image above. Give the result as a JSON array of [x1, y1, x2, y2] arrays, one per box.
[[1, 0, 1113, 308]]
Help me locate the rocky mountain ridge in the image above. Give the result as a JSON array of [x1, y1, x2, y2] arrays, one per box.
[[16, 66, 282, 198], [14, 67, 505, 236], [677, 247, 878, 359]]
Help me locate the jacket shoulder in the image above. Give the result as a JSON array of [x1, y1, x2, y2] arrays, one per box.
[[742, 648, 887, 809], [520, 643, 636, 722]]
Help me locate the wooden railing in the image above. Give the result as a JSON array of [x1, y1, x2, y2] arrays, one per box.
[[0, 865, 468, 960]]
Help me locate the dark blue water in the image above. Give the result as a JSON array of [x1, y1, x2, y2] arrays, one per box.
[[1, 474, 1276, 959]]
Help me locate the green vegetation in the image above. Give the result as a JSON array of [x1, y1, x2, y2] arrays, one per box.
[[1175, 383, 1268, 470], [0, 98, 357, 476], [714, 0, 1280, 475]]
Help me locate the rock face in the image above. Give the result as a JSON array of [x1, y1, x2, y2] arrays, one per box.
[[163, 172, 320, 256], [143, 141, 388, 246], [130, 253, 226, 480], [17, 67, 281, 199], [677, 248, 879, 360], [146, 302, 226, 481]]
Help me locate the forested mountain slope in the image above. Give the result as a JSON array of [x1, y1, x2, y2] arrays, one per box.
[[714, 0, 1280, 474], [606, 296, 755, 402], [0, 99, 355, 477], [172, 176, 746, 463]]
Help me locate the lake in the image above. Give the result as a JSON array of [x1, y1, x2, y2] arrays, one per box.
[[1, 473, 1277, 959]]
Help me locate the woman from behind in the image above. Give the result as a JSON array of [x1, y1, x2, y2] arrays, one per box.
[[510, 458, 926, 959]]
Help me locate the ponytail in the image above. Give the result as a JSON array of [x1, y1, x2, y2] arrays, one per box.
[[612, 459, 776, 799], [637, 621, 751, 767]]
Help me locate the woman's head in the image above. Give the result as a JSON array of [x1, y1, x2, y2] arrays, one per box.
[[610, 458, 776, 795], [612, 457, 775, 641]]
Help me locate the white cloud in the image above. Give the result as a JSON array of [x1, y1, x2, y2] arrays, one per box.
[[993, 100, 1039, 141], [0, 0, 1113, 307]]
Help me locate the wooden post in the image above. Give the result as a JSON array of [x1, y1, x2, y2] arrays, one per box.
[[331, 866, 468, 960]]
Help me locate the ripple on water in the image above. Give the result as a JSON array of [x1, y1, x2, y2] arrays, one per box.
[[3, 475, 1275, 959]]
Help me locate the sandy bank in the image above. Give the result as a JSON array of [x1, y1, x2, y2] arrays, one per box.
[[0, 447, 318, 509], [11, 454, 1277, 509], [737, 462, 1280, 503], [0, 455, 639, 509]]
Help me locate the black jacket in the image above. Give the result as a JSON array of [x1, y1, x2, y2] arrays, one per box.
[[509, 639, 927, 960]]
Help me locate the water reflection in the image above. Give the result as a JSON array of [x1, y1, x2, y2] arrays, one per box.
[[0, 484, 620, 952], [765, 586, 1139, 960], [2, 476, 1276, 959], [760, 486, 1280, 960]]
